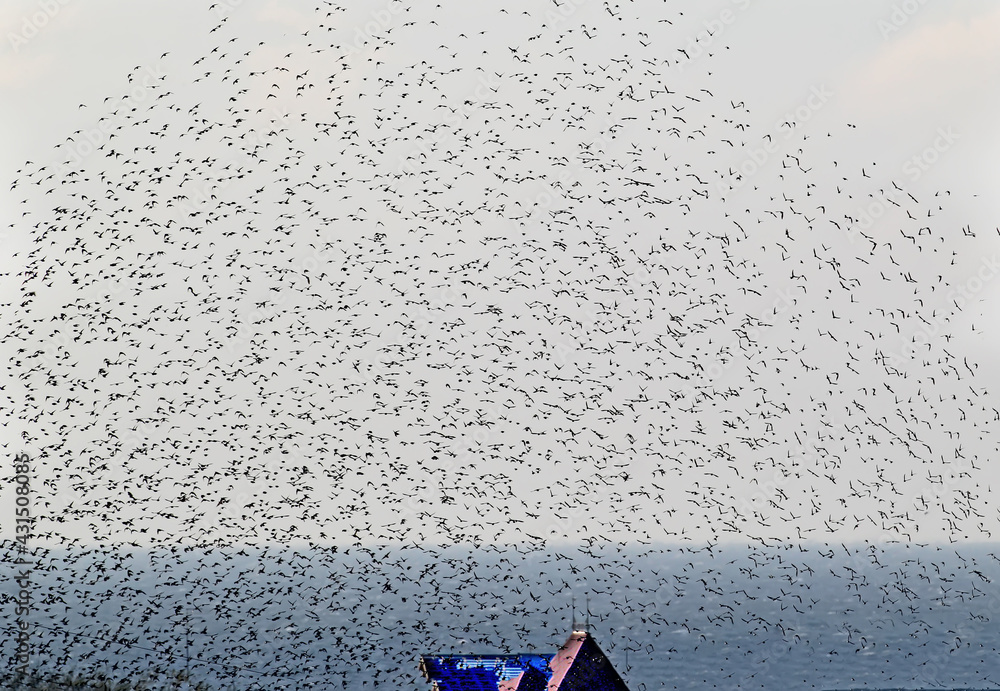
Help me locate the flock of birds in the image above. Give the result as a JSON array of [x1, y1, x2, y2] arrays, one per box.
[[2, 1, 999, 689], [7, 542, 1000, 689]]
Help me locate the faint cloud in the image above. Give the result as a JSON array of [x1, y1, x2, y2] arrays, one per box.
[[0, 49, 54, 87], [845, 6, 1000, 117], [255, 1, 313, 32], [0, 1, 84, 86]]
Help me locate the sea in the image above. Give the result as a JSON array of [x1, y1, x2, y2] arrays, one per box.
[[4, 541, 1000, 690]]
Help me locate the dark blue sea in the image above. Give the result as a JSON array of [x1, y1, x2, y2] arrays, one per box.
[[4, 541, 1000, 690]]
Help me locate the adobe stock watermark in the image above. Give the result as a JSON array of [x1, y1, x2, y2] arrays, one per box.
[[884, 252, 998, 367], [53, 63, 166, 178], [734, 633, 794, 688], [544, 483, 614, 541], [540, 0, 590, 29], [347, 283, 466, 394], [349, 0, 589, 63], [902, 126, 959, 183], [909, 454, 973, 518], [545, 266, 655, 367], [675, 0, 752, 72], [448, 399, 510, 472], [678, 284, 802, 404], [11, 452, 35, 678], [7, 0, 73, 53], [212, 0, 247, 20], [171, 105, 289, 218], [519, 115, 625, 223], [343, 0, 408, 62], [734, 418, 835, 525], [224, 236, 338, 357], [841, 188, 902, 246], [444, 265, 653, 472], [396, 73, 502, 176], [876, 0, 930, 39], [720, 84, 832, 194], [343, 0, 590, 63], [841, 126, 959, 245]]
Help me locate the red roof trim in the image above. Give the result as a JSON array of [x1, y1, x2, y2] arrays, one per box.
[[546, 632, 587, 690]]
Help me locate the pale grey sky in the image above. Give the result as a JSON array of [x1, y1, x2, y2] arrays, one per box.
[[2, 0, 999, 549]]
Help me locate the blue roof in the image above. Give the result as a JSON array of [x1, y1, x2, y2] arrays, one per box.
[[420, 631, 630, 690], [419, 654, 554, 691]]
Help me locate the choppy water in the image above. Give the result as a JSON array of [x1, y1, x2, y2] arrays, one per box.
[[4, 541, 1000, 690]]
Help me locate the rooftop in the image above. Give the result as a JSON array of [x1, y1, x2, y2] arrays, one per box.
[[420, 630, 629, 691]]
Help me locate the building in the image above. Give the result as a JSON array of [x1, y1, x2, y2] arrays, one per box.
[[419, 629, 630, 691]]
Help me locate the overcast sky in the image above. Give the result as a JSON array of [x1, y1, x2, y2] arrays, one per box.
[[2, 0, 999, 550]]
